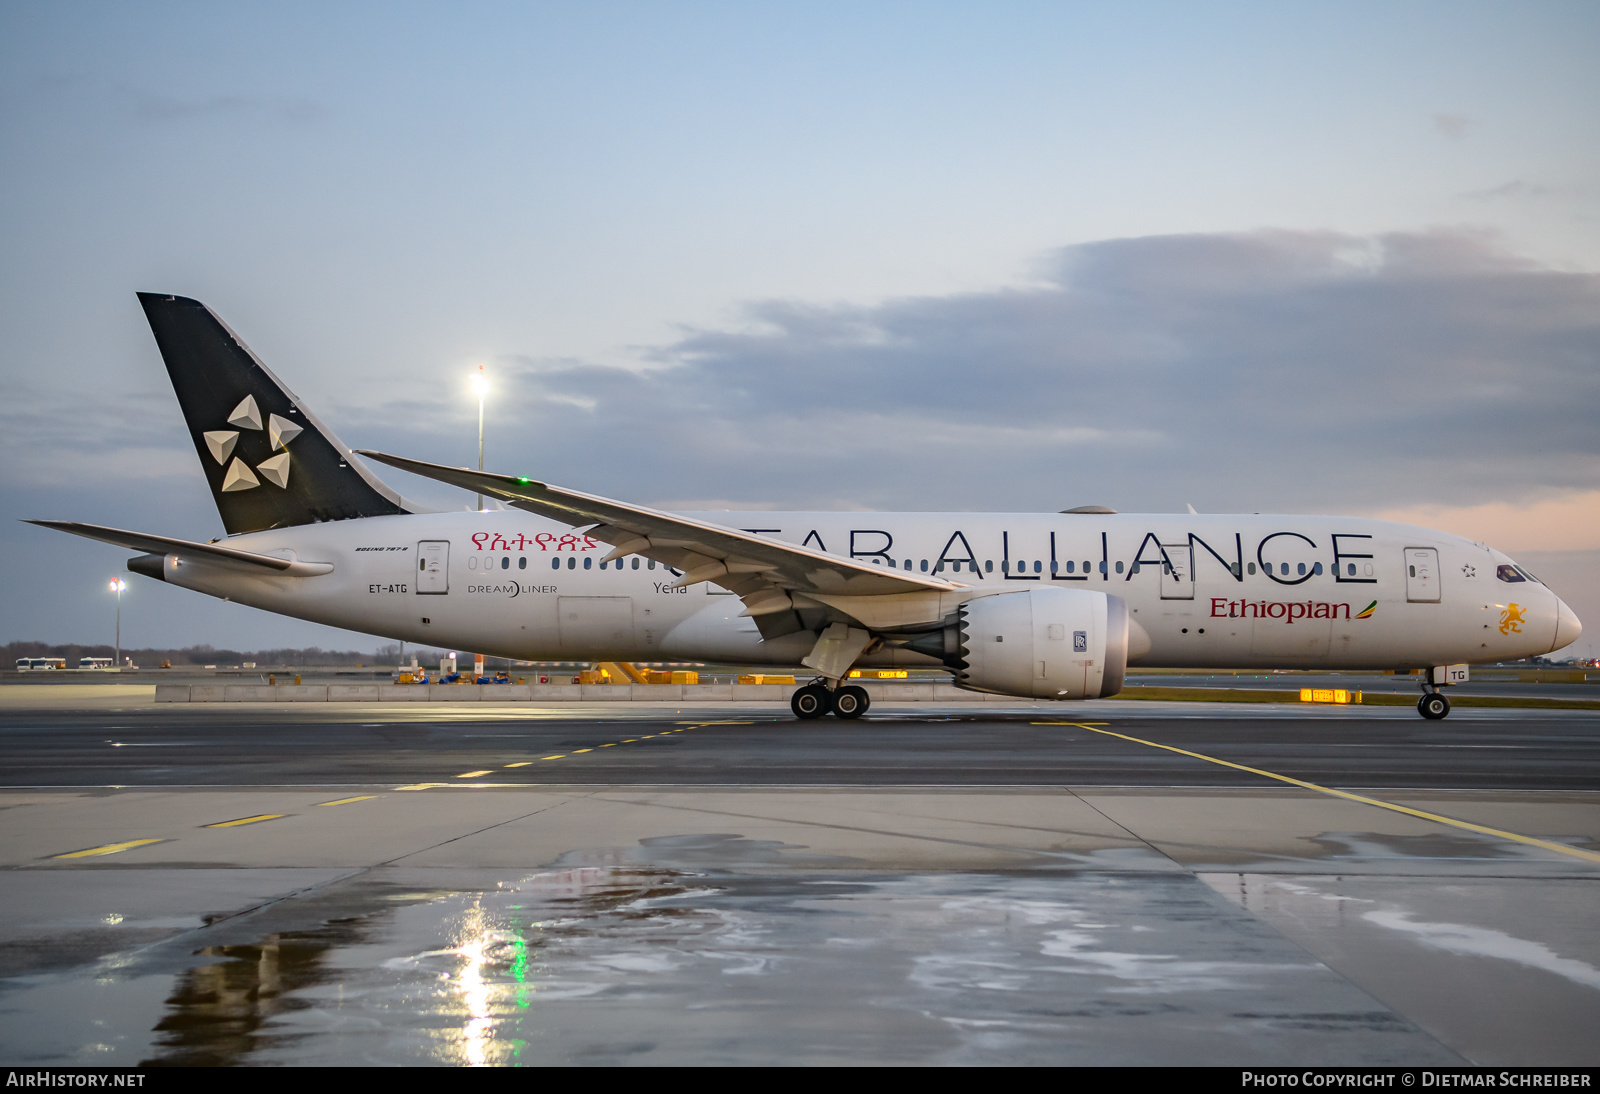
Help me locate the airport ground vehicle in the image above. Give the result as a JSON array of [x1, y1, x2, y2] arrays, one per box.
[[30, 295, 1582, 719]]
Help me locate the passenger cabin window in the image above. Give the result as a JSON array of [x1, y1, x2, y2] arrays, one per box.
[[1115, 561, 1125, 573], [920, 560, 928, 572], [501, 557, 510, 569], [1313, 562, 1322, 575], [632, 558, 640, 569], [519, 557, 527, 569], [1247, 562, 1256, 575], [584, 557, 592, 569], [1496, 564, 1526, 583], [986, 560, 994, 572]]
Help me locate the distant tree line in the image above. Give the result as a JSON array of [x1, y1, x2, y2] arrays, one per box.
[[3, 640, 458, 668]]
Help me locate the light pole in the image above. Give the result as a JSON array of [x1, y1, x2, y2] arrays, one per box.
[[108, 578, 126, 669], [470, 366, 489, 511]]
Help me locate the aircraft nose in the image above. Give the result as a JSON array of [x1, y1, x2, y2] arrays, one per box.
[[1554, 598, 1583, 651]]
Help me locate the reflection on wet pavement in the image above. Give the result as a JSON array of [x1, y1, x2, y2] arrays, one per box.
[[1202, 873, 1600, 1066], [138, 863, 1457, 1066]]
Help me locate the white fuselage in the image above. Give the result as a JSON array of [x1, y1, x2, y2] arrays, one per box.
[[156, 510, 1578, 671]]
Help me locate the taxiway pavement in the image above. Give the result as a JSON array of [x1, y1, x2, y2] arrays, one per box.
[[1, 700, 1596, 1066]]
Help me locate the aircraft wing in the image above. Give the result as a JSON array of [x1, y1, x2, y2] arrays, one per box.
[[25, 520, 334, 576], [356, 451, 955, 624]]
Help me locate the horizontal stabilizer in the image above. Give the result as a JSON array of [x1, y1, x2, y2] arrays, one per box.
[[25, 520, 334, 576]]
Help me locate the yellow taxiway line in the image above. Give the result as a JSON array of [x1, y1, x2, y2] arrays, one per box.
[[1036, 721, 1600, 866], [203, 814, 286, 828], [395, 721, 738, 790], [50, 838, 165, 859]]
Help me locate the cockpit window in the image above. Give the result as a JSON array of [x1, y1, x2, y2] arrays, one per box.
[[1496, 564, 1526, 583], [1515, 566, 1543, 584]]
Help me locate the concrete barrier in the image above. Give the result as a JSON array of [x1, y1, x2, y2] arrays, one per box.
[[733, 683, 788, 701], [151, 681, 1006, 704]]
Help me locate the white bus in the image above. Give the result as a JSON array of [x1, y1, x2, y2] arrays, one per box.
[[78, 657, 114, 670], [15, 658, 67, 671]]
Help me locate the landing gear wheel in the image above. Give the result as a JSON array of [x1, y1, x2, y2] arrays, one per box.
[[1418, 692, 1450, 720], [832, 685, 870, 720], [791, 685, 830, 720]]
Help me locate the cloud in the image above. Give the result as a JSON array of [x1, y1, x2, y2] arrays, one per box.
[[1462, 180, 1550, 202], [350, 228, 1597, 529], [125, 89, 326, 126], [1367, 491, 1600, 554], [1432, 112, 1476, 139], [10, 229, 1598, 549]]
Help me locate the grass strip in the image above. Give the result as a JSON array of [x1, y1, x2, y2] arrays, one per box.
[[1112, 686, 1600, 710]]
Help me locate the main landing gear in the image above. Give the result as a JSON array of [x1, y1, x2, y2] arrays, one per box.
[[791, 680, 871, 720]]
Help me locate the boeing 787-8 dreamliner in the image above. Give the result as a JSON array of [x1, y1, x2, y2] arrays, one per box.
[[30, 295, 1583, 720]]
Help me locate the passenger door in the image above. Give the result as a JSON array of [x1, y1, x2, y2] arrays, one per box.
[[416, 541, 449, 594], [1405, 547, 1440, 603]]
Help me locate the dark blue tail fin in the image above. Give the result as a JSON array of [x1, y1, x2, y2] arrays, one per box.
[[138, 293, 410, 534]]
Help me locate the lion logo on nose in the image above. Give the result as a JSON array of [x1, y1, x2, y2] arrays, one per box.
[[1499, 603, 1526, 635]]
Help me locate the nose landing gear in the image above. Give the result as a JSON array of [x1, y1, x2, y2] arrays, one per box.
[[1418, 691, 1451, 720]]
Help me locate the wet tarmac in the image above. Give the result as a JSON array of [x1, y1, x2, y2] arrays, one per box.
[[0, 700, 1596, 1065]]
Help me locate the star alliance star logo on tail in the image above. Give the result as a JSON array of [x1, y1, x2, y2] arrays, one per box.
[[202, 395, 302, 492]]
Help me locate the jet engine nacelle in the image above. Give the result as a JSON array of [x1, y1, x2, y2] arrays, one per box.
[[953, 587, 1136, 700]]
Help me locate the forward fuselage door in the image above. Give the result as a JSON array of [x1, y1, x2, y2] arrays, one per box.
[[1160, 542, 1194, 600], [417, 540, 449, 594], [1405, 547, 1440, 603]]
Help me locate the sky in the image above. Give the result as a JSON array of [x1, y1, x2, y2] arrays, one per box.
[[1, 1, 1597, 656]]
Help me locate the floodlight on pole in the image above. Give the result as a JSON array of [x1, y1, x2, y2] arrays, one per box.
[[470, 366, 489, 511], [109, 578, 126, 670]]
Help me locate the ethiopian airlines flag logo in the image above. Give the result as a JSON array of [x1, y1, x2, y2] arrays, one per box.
[[1355, 601, 1377, 619]]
